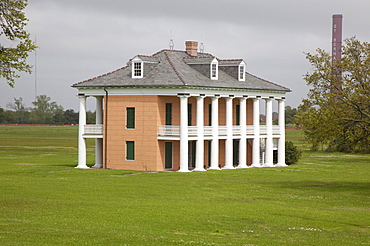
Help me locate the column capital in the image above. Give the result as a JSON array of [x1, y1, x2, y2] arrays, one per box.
[[177, 93, 190, 98], [265, 97, 273, 102]]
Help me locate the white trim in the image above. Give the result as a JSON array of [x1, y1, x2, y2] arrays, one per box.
[[76, 87, 287, 99]]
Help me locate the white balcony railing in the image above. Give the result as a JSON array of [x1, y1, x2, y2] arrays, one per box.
[[84, 124, 103, 135], [158, 125, 281, 137]]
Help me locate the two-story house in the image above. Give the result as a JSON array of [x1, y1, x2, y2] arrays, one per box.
[[72, 41, 291, 172]]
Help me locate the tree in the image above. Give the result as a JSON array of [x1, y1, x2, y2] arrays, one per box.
[[285, 106, 298, 125], [296, 37, 370, 152], [30, 95, 63, 124], [6, 97, 29, 123], [0, 0, 37, 87]]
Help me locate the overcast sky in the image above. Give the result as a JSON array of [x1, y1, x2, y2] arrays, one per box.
[[1, 0, 370, 111]]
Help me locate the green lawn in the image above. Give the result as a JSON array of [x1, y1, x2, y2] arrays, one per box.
[[0, 126, 369, 245]]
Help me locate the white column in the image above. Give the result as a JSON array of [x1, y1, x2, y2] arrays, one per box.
[[93, 96, 103, 168], [276, 98, 287, 167], [264, 97, 274, 167], [178, 94, 190, 172], [209, 95, 220, 170], [76, 94, 89, 169], [223, 97, 235, 169], [194, 95, 206, 171], [251, 97, 261, 167], [237, 97, 248, 168]]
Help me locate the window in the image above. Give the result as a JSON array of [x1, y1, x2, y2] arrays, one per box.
[[211, 63, 218, 80], [239, 64, 245, 81], [133, 62, 142, 78], [126, 107, 135, 129], [126, 141, 135, 160], [211, 64, 217, 78], [165, 103, 172, 125]]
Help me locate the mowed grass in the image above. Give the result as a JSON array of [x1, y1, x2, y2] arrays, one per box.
[[0, 126, 369, 245]]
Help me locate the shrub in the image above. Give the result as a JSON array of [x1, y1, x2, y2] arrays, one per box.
[[285, 141, 302, 164], [273, 141, 302, 164]]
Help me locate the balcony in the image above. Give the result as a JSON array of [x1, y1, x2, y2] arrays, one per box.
[[158, 125, 281, 138], [83, 124, 103, 137]]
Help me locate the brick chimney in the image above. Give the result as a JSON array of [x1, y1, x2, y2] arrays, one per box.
[[185, 41, 198, 56]]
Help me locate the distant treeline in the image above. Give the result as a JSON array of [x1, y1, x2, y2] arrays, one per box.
[[0, 95, 95, 125], [1, 95, 299, 125]]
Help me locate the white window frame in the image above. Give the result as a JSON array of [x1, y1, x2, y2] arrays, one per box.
[[132, 57, 143, 78], [210, 58, 218, 80], [239, 61, 246, 81]]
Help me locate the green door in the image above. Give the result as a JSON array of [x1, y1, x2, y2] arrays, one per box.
[[165, 142, 173, 169], [233, 140, 240, 166]]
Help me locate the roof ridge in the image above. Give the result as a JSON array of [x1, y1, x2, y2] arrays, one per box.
[[219, 58, 243, 61], [164, 51, 187, 85], [183, 55, 215, 59], [152, 49, 186, 56]]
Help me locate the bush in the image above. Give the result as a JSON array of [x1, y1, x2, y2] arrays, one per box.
[[273, 141, 302, 165], [285, 141, 302, 164]]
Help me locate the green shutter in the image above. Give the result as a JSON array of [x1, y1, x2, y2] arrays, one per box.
[[166, 103, 172, 125], [208, 104, 212, 126], [126, 108, 135, 129], [188, 103, 192, 126], [126, 141, 134, 160], [236, 105, 240, 126]]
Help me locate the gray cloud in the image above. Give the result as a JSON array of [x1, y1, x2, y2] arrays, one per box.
[[1, 0, 369, 111]]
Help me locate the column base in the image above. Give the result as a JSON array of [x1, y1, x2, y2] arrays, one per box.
[[208, 167, 221, 170], [236, 165, 249, 169], [275, 163, 288, 167], [193, 168, 206, 171], [177, 169, 191, 173], [251, 164, 262, 168], [263, 163, 275, 167], [91, 163, 103, 169], [222, 166, 235, 170], [75, 165, 90, 169]]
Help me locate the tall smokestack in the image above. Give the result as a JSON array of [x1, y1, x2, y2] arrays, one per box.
[[332, 14, 343, 63]]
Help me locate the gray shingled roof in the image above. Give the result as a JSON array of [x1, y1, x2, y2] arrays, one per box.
[[72, 50, 291, 92]]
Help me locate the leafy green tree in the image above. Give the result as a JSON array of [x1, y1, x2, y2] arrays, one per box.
[[0, 107, 16, 123], [0, 0, 37, 87], [30, 95, 63, 124], [63, 109, 78, 124], [296, 37, 370, 152], [285, 106, 298, 125], [6, 97, 29, 123], [86, 111, 96, 124]]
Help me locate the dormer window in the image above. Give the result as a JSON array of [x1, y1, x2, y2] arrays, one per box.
[[131, 57, 143, 78], [133, 62, 143, 78], [134, 62, 142, 76], [210, 58, 218, 80], [239, 62, 246, 81]]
